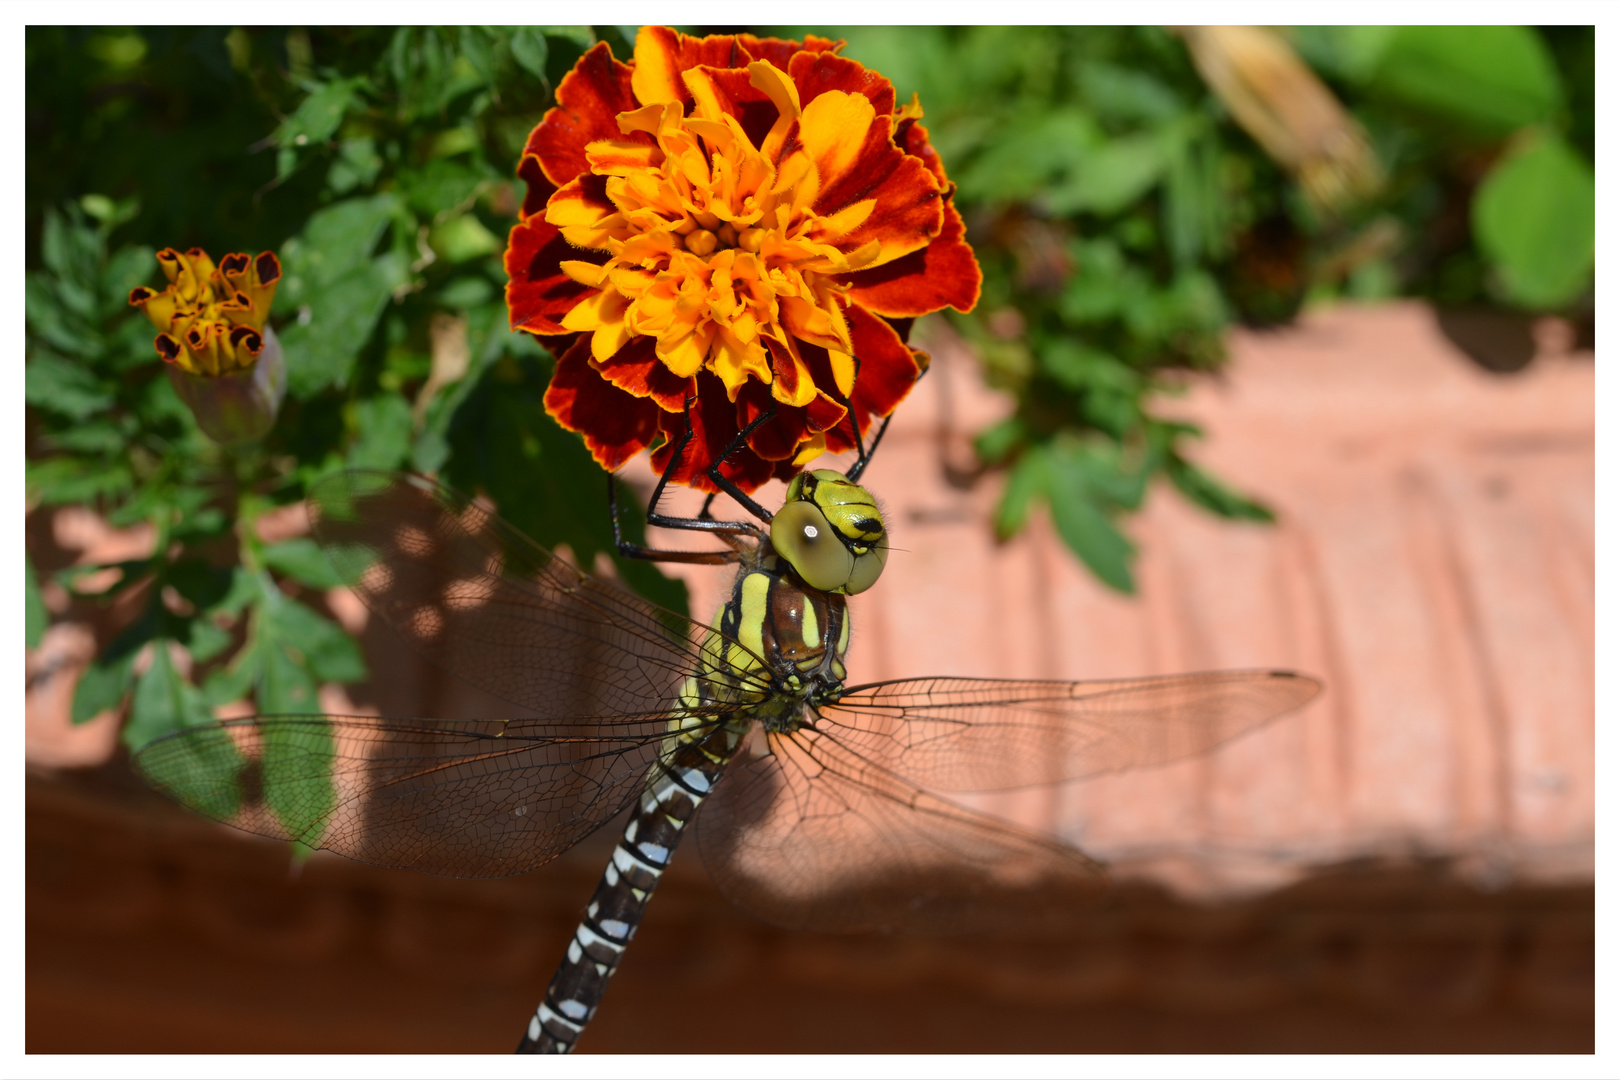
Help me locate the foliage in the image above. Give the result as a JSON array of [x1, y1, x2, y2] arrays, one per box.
[[25, 27, 685, 780], [25, 24, 1595, 785], [818, 24, 1592, 591]]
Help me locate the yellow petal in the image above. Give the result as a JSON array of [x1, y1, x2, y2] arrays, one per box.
[[592, 320, 633, 362], [658, 322, 716, 378], [561, 288, 626, 333], [799, 90, 876, 190], [560, 260, 609, 287], [826, 349, 857, 399], [631, 26, 685, 106], [818, 198, 876, 241]]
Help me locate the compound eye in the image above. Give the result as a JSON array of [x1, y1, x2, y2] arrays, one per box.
[[770, 500, 854, 593], [844, 544, 888, 595]]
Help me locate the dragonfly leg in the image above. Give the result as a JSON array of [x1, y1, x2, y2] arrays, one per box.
[[700, 403, 779, 524], [612, 396, 766, 563], [610, 472, 745, 565]]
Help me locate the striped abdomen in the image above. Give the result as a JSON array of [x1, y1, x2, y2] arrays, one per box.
[[517, 720, 740, 1053]]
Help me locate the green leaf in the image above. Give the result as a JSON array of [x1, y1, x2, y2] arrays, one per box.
[[276, 195, 410, 395], [26, 456, 134, 506], [26, 353, 114, 420], [1472, 134, 1595, 310], [26, 555, 48, 650], [347, 391, 414, 471], [260, 638, 319, 716], [510, 28, 549, 79], [327, 137, 384, 195], [399, 157, 486, 219], [973, 416, 1028, 466], [428, 214, 501, 264], [71, 611, 154, 723], [267, 600, 366, 685], [260, 714, 337, 851], [184, 616, 233, 665], [126, 646, 244, 821], [1043, 132, 1171, 217], [261, 537, 347, 590], [1046, 480, 1136, 594], [993, 447, 1048, 540], [202, 639, 261, 707], [1370, 26, 1562, 136], [277, 75, 368, 148], [1167, 454, 1274, 523]]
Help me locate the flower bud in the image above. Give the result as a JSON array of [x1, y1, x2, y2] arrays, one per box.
[[132, 246, 286, 446], [166, 324, 287, 446]]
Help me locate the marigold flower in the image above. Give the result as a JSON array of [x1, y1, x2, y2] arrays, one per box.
[[131, 247, 286, 445], [506, 26, 980, 492]]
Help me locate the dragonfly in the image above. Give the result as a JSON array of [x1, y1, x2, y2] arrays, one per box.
[[133, 425, 1321, 1054]]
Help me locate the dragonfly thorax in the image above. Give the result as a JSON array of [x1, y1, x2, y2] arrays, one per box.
[[708, 547, 853, 734]]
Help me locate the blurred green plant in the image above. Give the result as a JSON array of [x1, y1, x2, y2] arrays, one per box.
[[25, 27, 685, 766], [821, 24, 1592, 591]]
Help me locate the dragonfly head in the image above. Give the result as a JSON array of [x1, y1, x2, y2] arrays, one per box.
[[771, 469, 888, 595]]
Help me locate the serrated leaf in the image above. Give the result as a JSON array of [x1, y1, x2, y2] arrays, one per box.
[[1167, 454, 1275, 523], [260, 712, 335, 847], [128, 647, 245, 822], [72, 611, 154, 723], [261, 537, 347, 590], [510, 28, 549, 79], [277, 75, 368, 149], [347, 391, 414, 471], [26, 555, 48, 649], [266, 599, 366, 685], [1047, 482, 1136, 594], [993, 448, 1049, 540], [26, 353, 114, 419]]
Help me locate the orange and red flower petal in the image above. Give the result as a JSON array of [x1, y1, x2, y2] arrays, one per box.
[[631, 27, 752, 109], [529, 42, 646, 189], [505, 216, 609, 335], [844, 306, 924, 426], [789, 51, 896, 120], [544, 336, 661, 470], [592, 335, 692, 413], [838, 198, 981, 317], [650, 371, 778, 493]]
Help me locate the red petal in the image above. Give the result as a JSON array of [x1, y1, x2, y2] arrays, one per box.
[[682, 66, 781, 152], [789, 51, 896, 119], [504, 215, 608, 335], [839, 199, 982, 317], [651, 372, 777, 493], [739, 33, 840, 71], [517, 153, 557, 221], [633, 27, 752, 109], [845, 306, 924, 428], [896, 116, 948, 185], [545, 336, 660, 470], [593, 335, 692, 412], [826, 145, 944, 266], [528, 42, 647, 189], [735, 380, 847, 463]]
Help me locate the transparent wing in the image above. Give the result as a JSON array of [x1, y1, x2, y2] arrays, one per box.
[[816, 670, 1321, 793], [696, 724, 1108, 934], [305, 470, 770, 720], [693, 670, 1320, 932], [133, 710, 730, 878], [133, 469, 767, 878]]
